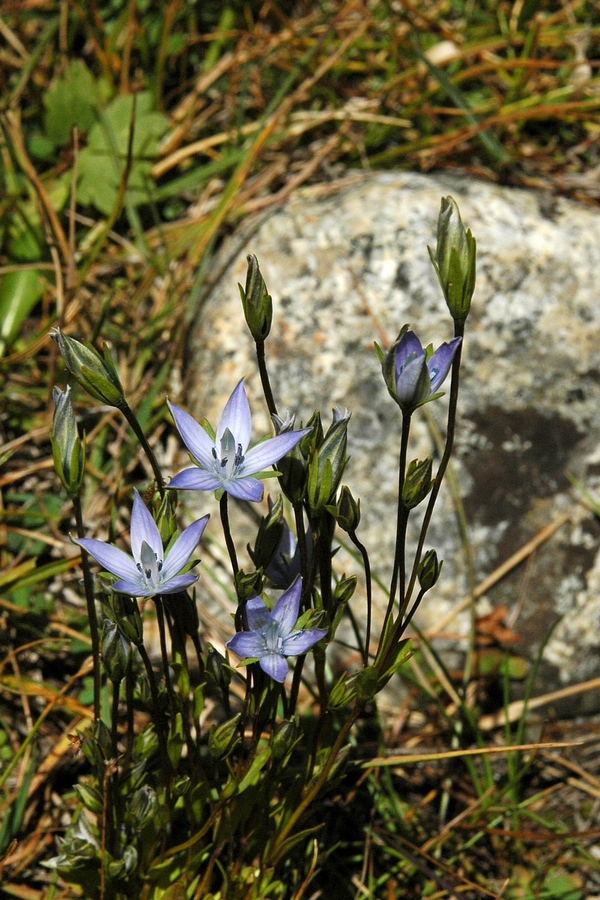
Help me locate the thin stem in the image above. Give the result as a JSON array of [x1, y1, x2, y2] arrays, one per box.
[[349, 530, 372, 665], [137, 640, 171, 772], [380, 413, 412, 650], [154, 596, 176, 716], [120, 401, 166, 495], [404, 325, 465, 609], [72, 496, 101, 723], [255, 339, 277, 418], [110, 678, 120, 756], [220, 492, 239, 578]]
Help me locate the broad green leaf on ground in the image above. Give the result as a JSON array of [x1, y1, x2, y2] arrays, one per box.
[[43, 60, 100, 146], [77, 91, 169, 216]]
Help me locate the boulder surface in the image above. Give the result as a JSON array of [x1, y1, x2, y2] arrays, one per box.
[[186, 171, 600, 713]]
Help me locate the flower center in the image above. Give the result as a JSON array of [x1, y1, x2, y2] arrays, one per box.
[[211, 427, 245, 480], [263, 620, 283, 655], [136, 540, 163, 588]]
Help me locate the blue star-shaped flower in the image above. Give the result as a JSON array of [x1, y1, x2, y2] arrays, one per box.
[[73, 490, 209, 597], [168, 379, 311, 502], [226, 578, 327, 683]]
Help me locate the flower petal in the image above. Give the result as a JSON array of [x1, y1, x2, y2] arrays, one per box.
[[226, 631, 266, 659], [259, 653, 289, 683], [112, 577, 149, 595], [158, 573, 199, 594], [243, 429, 311, 474], [281, 627, 327, 656], [169, 468, 222, 492], [395, 354, 427, 405], [245, 596, 272, 631], [223, 476, 264, 502], [168, 401, 216, 468], [161, 514, 209, 580], [271, 577, 302, 636], [394, 330, 423, 375], [130, 490, 163, 563], [216, 380, 251, 451], [74, 538, 140, 582], [427, 337, 461, 393]]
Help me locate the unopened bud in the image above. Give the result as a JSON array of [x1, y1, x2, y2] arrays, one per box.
[[50, 328, 125, 408], [328, 485, 360, 532], [418, 549, 442, 592], [101, 618, 131, 683], [429, 196, 476, 324], [239, 254, 273, 341], [51, 386, 85, 498], [402, 458, 433, 509], [206, 644, 232, 689], [249, 496, 285, 570]]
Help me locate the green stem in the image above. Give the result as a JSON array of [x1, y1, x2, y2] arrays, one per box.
[[255, 339, 277, 418], [349, 530, 372, 665], [73, 496, 102, 723], [120, 401, 166, 495]]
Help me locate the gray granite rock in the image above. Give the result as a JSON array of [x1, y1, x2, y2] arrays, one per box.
[[186, 171, 600, 712]]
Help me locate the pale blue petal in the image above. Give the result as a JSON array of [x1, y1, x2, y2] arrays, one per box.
[[245, 596, 272, 631], [161, 515, 209, 580], [74, 538, 140, 581], [224, 476, 264, 502], [168, 401, 215, 468], [217, 380, 251, 451], [394, 330, 423, 376], [271, 577, 302, 636], [112, 577, 148, 595], [159, 573, 199, 594], [243, 428, 311, 473], [395, 354, 426, 405], [169, 468, 222, 492], [427, 337, 461, 393], [227, 631, 266, 658], [130, 490, 163, 563], [281, 627, 327, 656], [259, 653, 289, 682]]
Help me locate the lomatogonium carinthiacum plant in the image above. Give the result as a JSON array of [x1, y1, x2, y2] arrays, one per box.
[[48, 194, 476, 898]]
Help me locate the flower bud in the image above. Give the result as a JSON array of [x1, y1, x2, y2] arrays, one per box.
[[402, 458, 433, 509], [248, 495, 285, 570], [208, 713, 241, 759], [101, 618, 131, 684], [51, 386, 85, 498], [418, 549, 442, 592], [429, 196, 476, 324], [206, 644, 232, 690], [327, 485, 360, 532], [271, 718, 297, 760], [306, 409, 350, 513], [239, 254, 273, 341], [50, 327, 126, 408], [235, 568, 264, 602], [130, 785, 158, 828]]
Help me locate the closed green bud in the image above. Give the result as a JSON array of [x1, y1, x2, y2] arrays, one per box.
[[235, 568, 264, 602], [402, 458, 433, 509], [271, 718, 297, 760], [101, 618, 131, 683], [239, 254, 273, 341], [327, 485, 360, 532], [206, 643, 232, 689], [248, 495, 285, 570], [208, 713, 241, 759], [429, 196, 476, 324], [51, 386, 85, 498], [50, 327, 126, 408], [130, 785, 158, 827], [418, 549, 442, 592], [108, 595, 143, 646], [306, 409, 350, 513]]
